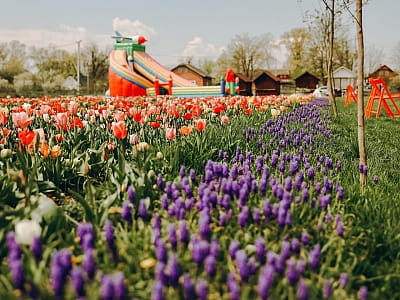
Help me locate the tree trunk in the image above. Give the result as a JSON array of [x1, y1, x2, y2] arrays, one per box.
[[356, 0, 367, 191], [327, 0, 338, 118]]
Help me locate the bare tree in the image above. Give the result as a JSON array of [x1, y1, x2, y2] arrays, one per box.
[[355, 0, 367, 190], [225, 33, 275, 79], [321, 0, 339, 118]]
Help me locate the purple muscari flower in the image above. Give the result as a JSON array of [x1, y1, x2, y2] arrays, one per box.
[[104, 220, 118, 261], [210, 239, 220, 258], [127, 185, 135, 203], [235, 250, 250, 282], [155, 262, 167, 285], [291, 238, 300, 254], [83, 249, 96, 279], [255, 237, 266, 263], [157, 174, 164, 190], [104, 220, 115, 246], [309, 244, 321, 270], [307, 167, 315, 181], [101, 275, 114, 300], [77, 222, 95, 251], [9, 259, 25, 290], [204, 255, 216, 277], [290, 160, 299, 176], [339, 272, 349, 288], [151, 281, 165, 300], [325, 213, 333, 223], [155, 239, 168, 263], [227, 272, 240, 300], [319, 194, 331, 209], [167, 223, 177, 250], [296, 279, 309, 300], [71, 267, 85, 297], [336, 220, 345, 237], [373, 175, 379, 184], [196, 279, 208, 300], [179, 165, 186, 177], [166, 254, 180, 287], [286, 258, 300, 285], [191, 239, 210, 265], [190, 169, 196, 182], [160, 194, 169, 210], [335, 184, 344, 200], [113, 272, 127, 300], [257, 265, 274, 300], [182, 274, 196, 299], [301, 188, 309, 203], [50, 249, 72, 296], [359, 164, 368, 175], [301, 232, 310, 245], [229, 240, 240, 259], [263, 199, 272, 218], [121, 201, 132, 224], [31, 236, 42, 264], [7, 232, 21, 261], [284, 176, 292, 192], [281, 240, 291, 260], [199, 209, 212, 240], [357, 286, 368, 300], [178, 220, 190, 245], [138, 199, 148, 220], [238, 206, 250, 228], [322, 279, 332, 298]]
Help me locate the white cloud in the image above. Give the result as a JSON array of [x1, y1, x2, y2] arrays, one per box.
[[112, 17, 157, 40], [0, 25, 111, 52], [181, 36, 222, 60]]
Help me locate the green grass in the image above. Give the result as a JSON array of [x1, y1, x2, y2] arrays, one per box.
[[326, 98, 400, 298]]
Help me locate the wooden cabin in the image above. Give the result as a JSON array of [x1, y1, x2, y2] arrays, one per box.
[[369, 65, 398, 83], [171, 63, 212, 86], [295, 71, 320, 91], [253, 71, 281, 95], [236, 73, 253, 96]]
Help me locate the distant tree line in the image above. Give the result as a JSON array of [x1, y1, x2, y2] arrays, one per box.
[[0, 41, 110, 97]]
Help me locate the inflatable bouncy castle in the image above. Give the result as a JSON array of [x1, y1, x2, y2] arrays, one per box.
[[108, 32, 238, 97]]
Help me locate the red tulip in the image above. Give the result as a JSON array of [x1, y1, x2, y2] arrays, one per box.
[[112, 121, 127, 139]]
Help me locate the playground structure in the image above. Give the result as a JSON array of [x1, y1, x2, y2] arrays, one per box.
[[345, 77, 400, 118], [108, 34, 239, 97]]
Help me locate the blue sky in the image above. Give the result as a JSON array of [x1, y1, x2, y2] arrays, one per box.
[[0, 0, 398, 68]]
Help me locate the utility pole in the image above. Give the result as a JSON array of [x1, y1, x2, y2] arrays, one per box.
[[77, 40, 82, 95]]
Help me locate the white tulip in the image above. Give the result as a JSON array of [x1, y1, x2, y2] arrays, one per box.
[[15, 220, 41, 245]]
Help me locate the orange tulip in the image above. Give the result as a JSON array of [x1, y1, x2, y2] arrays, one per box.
[[50, 145, 61, 158], [2, 128, 11, 137], [39, 141, 50, 157], [111, 121, 127, 139], [194, 119, 206, 131], [179, 126, 193, 136]]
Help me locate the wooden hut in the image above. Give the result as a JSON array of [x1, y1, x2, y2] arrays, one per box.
[[295, 71, 320, 91], [236, 73, 253, 96], [171, 63, 212, 86], [253, 71, 281, 96]]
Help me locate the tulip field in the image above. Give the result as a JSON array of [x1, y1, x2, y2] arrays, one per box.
[[0, 93, 399, 300]]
